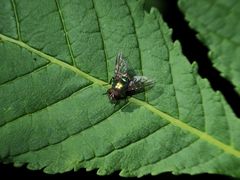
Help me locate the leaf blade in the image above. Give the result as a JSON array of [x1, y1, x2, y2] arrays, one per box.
[[1, 0, 240, 178]]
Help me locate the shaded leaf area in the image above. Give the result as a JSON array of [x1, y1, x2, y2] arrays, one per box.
[[0, 0, 240, 178], [179, 0, 240, 94]]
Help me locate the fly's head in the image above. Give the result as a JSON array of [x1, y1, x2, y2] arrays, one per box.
[[107, 88, 121, 103]]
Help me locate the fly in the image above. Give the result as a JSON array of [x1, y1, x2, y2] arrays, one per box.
[[107, 53, 154, 103]]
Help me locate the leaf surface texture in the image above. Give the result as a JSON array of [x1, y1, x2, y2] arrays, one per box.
[[0, 0, 240, 177]]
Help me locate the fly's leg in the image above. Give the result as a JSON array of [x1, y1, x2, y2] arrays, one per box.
[[109, 77, 114, 84]]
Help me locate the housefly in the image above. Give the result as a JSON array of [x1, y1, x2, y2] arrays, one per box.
[[107, 53, 154, 103]]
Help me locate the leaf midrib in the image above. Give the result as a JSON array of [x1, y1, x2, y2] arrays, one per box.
[[1, 33, 240, 158], [0, 34, 106, 86]]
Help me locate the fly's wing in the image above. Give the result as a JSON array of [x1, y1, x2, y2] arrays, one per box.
[[127, 76, 154, 93], [114, 52, 129, 80]]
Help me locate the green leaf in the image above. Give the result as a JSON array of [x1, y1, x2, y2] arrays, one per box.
[[1, 0, 240, 177], [178, 0, 240, 94]]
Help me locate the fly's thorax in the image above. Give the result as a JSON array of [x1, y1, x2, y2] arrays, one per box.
[[112, 76, 129, 91], [115, 82, 124, 89]]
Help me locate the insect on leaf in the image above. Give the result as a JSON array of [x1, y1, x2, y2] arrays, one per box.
[[107, 53, 154, 102]]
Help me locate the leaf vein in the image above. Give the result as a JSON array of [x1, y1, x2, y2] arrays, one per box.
[[68, 119, 169, 164], [159, 138, 200, 162], [92, 0, 109, 81], [9, 101, 130, 158], [189, 12, 240, 47], [194, 80, 206, 131], [130, 138, 200, 173], [129, 97, 240, 158], [55, 0, 76, 66], [221, 96, 233, 146], [125, 0, 146, 101], [0, 83, 93, 128], [181, 151, 224, 172], [0, 33, 106, 86], [11, 106, 167, 163], [93, 121, 170, 160], [10, 0, 21, 40], [0, 62, 50, 88], [155, 16, 180, 118]]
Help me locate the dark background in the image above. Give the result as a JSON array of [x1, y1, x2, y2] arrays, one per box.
[[1, 0, 238, 179], [0, 164, 233, 180]]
